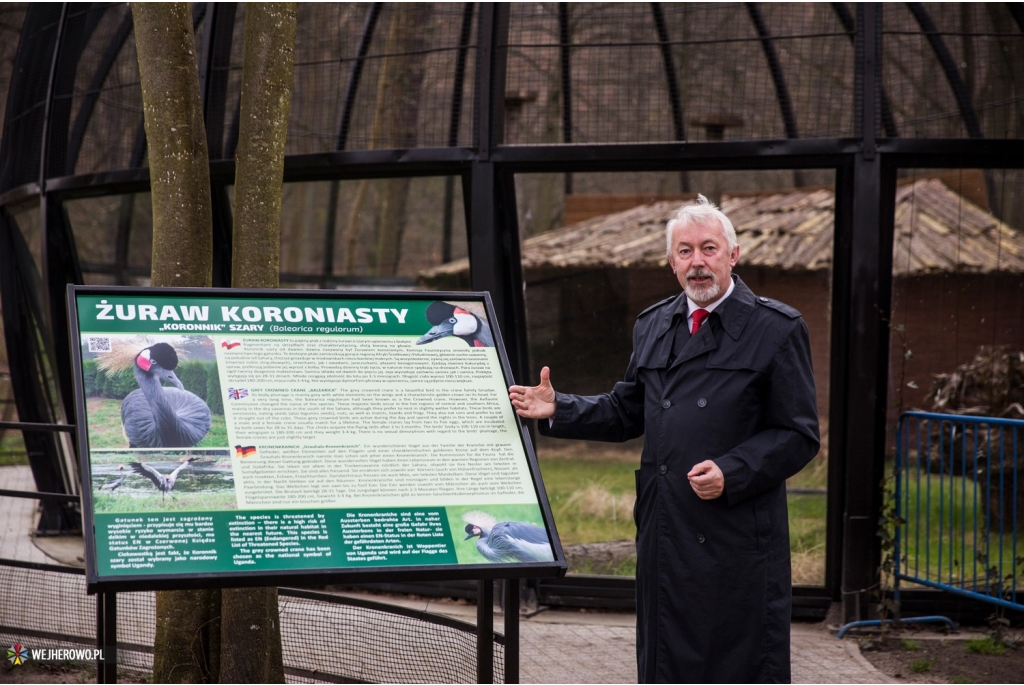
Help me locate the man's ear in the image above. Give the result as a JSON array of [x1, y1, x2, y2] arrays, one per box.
[[729, 244, 740, 267]]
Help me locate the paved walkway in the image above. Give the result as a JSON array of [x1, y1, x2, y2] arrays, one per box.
[[0, 465, 891, 683], [338, 592, 893, 684]]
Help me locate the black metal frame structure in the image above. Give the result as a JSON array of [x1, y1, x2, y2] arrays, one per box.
[[2, 3, 1024, 626]]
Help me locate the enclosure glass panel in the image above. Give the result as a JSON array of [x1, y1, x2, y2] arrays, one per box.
[[513, 170, 835, 584]]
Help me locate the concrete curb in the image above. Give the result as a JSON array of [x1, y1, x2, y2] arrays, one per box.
[[843, 639, 900, 684]]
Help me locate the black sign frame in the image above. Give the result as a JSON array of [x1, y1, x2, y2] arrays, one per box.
[[68, 285, 566, 594]]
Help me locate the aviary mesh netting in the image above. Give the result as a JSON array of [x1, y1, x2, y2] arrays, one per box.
[[0, 564, 504, 683], [7, 3, 1023, 185]]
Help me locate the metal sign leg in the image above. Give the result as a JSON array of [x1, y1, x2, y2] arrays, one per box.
[[504, 579, 519, 684], [96, 591, 117, 684], [477, 579, 494, 683]]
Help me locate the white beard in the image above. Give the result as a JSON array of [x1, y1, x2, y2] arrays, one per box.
[[684, 268, 721, 305]]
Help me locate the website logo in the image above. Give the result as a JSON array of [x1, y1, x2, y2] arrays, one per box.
[[7, 643, 28, 666]]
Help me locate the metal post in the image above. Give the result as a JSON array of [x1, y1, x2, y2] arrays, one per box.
[[504, 579, 520, 684], [839, 2, 894, 624], [477, 579, 494, 684], [97, 591, 117, 684]]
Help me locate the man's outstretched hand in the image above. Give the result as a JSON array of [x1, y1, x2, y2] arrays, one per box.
[[509, 366, 557, 419]]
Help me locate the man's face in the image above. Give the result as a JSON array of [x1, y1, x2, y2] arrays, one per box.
[[668, 219, 740, 306]]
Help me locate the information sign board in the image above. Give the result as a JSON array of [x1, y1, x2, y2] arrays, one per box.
[[68, 286, 565, 592]]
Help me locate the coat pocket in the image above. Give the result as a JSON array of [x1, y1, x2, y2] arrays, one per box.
[[633, 469, 641, 535]]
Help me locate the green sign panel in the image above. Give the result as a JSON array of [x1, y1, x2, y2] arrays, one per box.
[[70, 287, 563, 591]]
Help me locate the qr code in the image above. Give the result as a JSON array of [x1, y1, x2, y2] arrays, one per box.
[[88, 337, 111, 353]]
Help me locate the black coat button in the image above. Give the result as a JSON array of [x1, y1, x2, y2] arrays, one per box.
[[659, 465, 667, 474], [662, 399, 671, 409], [697, 398, 707, 408], [697, 534, 706, 543]]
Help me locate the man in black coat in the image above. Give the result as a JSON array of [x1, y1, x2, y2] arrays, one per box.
[[509, 195, 819, 683]]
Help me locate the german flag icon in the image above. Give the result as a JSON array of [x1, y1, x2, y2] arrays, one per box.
[[234, 445, 257, 458]]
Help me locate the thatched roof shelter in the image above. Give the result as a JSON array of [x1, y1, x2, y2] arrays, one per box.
[[419, 179, 1024, 287]]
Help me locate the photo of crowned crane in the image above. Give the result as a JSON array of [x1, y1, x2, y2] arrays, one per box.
[[90, 449, 237, 513], [446, 504, 554, 565], [82, 335, 227, 450], [416, 301, 494, 348]]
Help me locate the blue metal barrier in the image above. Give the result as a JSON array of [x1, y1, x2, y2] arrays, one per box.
[[838, 411, 1022, 638], [896, 411, 1022, 609]]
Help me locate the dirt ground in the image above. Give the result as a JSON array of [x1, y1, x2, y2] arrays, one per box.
[[856, 627, 1024, 684], [0, 661, 146, 684]]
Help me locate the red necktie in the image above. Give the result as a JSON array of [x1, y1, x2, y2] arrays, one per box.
[[690, 308, 709, 335]]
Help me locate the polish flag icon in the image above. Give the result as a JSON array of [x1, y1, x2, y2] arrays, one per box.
[[221, 340, 241, 350]]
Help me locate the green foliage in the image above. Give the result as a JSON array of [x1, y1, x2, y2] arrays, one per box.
[[910, 659, 932, 673], [197, 414, 228, 448], [965, 637, 1006, 656], [207, 368, 224, 414], [91, 365, 108, 396], [103, 367, 136, 399], [86, 398, 227, 448], [92, 490, 237, 513], [177, 361, 209, 400], [82, 359, 98, 395], [900, 639, 920, 652]]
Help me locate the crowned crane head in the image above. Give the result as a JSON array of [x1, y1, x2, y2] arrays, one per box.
[[134, 342, 184, 389], [417, 301, 491, 347], [98, 337, 187, 389], [462, 510, 497, 539]]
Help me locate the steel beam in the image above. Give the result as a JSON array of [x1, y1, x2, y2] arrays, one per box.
[[839, 3, 892, 623]]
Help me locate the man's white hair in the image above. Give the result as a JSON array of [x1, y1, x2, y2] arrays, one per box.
[[665, 194, 738, 255]]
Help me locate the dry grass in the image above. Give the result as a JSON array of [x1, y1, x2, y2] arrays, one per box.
[[791, 546, 826, 585], [564, 483, 636, 524]]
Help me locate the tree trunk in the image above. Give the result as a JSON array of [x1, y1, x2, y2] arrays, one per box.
[[132, 2, 212, 290], [134, 3, 296, 682], [133, 3, 218, 682], [232, 2, 296, 291], [221, 5, 296, 682]]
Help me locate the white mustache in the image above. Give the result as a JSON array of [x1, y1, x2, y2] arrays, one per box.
[[686, 268, 714, 280]]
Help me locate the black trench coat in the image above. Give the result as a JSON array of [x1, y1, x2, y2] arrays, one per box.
[[541, 276, 819, 684]]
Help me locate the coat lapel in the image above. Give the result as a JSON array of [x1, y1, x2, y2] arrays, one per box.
[[667, 276, 756, 369]]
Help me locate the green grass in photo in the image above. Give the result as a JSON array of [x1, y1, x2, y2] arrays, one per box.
[[447, 503, 549, 565], [92, 490, 237, 513]]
